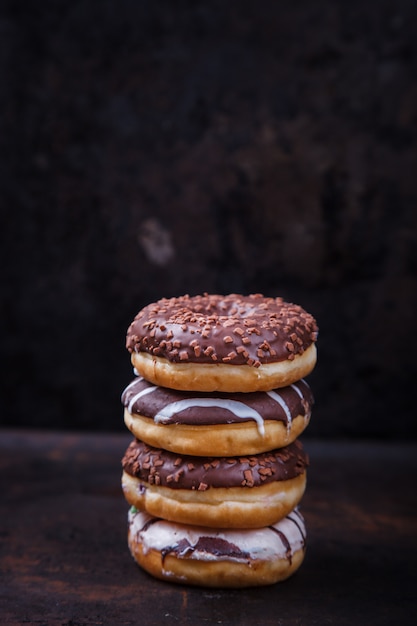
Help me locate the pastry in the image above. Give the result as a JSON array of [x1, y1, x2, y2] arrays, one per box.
[[122, 438, 308, 528], [122, 375, 313, 456], [127, 506, 307, 587], [126, 294, 318, 392]]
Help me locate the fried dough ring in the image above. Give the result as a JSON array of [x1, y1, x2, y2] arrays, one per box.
[[122, 438, 308, 528], [121, 376, 313, 456], [122, 471, 306, 529], [130, 343, 316, 392], [127, 508, 307, 587], [124, 408, 310, 456], [126, 294, 318, 392]]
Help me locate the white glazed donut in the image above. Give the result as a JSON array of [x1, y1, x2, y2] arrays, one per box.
[[127, 507, 307, 587]]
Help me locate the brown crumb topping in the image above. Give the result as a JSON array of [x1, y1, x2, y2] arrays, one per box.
[[126, 293, 318, 366], [122, 439, 309, 490]]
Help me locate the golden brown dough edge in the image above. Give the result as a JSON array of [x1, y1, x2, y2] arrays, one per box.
[[131, 343, 317, 392], [128, 530, 305, 588], [124, 408, 310, 456], [122, 470, 307, 528]]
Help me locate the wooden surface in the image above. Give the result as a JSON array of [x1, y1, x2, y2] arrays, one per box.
[[1, 430, 416, 626]]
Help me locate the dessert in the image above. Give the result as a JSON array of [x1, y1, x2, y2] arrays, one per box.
[[122, 376, 313, 456], [121, 292, 318, 587], [127, 507, 307, 587], [126, 294, 318, 392], [122, 438, 308, 528]]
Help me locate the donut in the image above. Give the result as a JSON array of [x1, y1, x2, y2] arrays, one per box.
[[126, 293, 318, 392], [121, 438, 308, 528], [122, 375, 314, 456], [127, 507, 307, 587]]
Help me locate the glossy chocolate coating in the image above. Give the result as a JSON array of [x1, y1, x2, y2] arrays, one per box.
[[126, 294, 318, 366], [122, 438, 309, 490], [121, 376, 313, 428]]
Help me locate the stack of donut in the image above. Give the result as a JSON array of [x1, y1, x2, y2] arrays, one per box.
[[120, 293, 318, 588]]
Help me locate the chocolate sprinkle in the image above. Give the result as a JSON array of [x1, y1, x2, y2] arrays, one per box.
[[122, 438, 309, 490], [126, 294, 318, 366]]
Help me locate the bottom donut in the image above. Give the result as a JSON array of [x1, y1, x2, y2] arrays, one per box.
[[127, 506, 307, 588]]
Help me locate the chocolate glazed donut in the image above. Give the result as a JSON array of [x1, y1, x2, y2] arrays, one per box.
[[126, 294, 318, 392], [122, 375, 314, 455], [121, 439, 309, 528]]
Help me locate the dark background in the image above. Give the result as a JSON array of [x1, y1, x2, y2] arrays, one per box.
[[1, 0, 416, 440]]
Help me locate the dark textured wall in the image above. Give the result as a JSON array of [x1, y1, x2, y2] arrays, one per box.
[[1, 0, 417, 439]]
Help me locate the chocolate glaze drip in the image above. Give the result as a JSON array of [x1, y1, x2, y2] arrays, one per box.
[[287, 509, 307, 548], [138, 512, 159, 533], [126, 294, 318, 366], [161, 536, 250, 564], [122, 438, 309, 490], [161, 538, 192, 562], [269, 509, 307, 564], [121, 376, 314, 428], [270, 528, 293, 564]]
